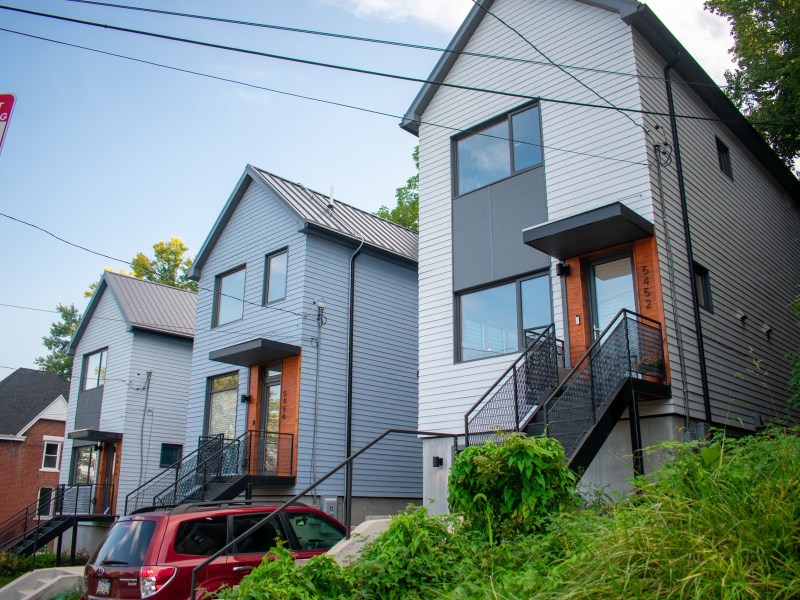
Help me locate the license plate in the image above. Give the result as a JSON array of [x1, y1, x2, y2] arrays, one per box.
[[96, 578, 111, 596]]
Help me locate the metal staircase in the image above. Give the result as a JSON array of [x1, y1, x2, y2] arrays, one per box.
[[465, 310, 670, 472], [125, 430, 294, 514], [0, 484, 115, 556]]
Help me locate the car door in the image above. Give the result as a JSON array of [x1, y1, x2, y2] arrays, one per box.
[[284, 511, 346, 560], [227, 512, 287, 586], [167, 515, 230, 597]]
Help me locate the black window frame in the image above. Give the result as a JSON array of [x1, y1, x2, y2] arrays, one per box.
[[263, 247, 289, 305], [455, 270, 552, 363], [159, 443, 183, 468], [212, 265, 247, 328], [716, 136, 733, 180], [81, 348, 107, 391], [693, 262, 713, 312], [203, 372, 240, 439], [453, 102, 543, 197]]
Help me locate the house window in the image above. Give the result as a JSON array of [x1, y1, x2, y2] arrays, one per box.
[[213, 266, 246, 327], [71, 444, 98, 484], [159, 443, 183, 468], [41, 441, 62, 471], [455, 104, 542, 195], [693, 262, 713, 312], [264, 249, 288, 304], [716, 137, 733, 179], [458, 273, 552, 362], [82, 349, 107, 390], [36, 487, 54, 518], [205, 373, 239, 440]]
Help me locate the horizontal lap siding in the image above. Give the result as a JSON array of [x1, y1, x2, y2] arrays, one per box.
[[186, 180, 308, 452], [417, 0, 652, 432], [61, 291, 134, 489], [119, 334, 193, 513], [635, 32, 800, 427]]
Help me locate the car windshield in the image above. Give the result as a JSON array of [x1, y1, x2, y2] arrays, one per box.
[[92, 520, 157, 566]]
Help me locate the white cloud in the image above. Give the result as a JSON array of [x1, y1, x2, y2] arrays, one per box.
[[328, 0, 472, 31]]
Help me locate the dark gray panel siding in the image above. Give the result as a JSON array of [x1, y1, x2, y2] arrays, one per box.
[[453, 166, 550, 291], [74, 388, 102, 430]]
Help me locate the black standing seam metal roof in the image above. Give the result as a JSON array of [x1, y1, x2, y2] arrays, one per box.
[[400, 0, 800, 198], [189, 165, 418, 280], [68, 271, 197, 355], [0, 368, 69, 436]]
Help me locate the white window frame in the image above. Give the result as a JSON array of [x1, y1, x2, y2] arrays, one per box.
[[36, 486, 55, 519], [41, 436, 63, 472]]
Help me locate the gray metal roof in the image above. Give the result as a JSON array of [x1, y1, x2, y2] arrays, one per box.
[[400, 0, 800, 197], [252, 167, 418, 262], [69, 272, 196, 354], [0, 368, 69, 435], [190, 165, 418, 280]]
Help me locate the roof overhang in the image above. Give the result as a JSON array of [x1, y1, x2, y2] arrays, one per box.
[[68, 429, 123, 442], [209, 338, 301, 367], [522, 202, 654, 260]]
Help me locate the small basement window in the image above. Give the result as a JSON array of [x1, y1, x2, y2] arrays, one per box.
[[716, 137, 733, 180], [159, 443, 183, 468]]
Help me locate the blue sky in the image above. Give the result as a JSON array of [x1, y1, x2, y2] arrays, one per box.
[[0, 0, 733, 379]]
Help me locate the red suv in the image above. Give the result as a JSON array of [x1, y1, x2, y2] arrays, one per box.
[[82, 502, 346, 599]]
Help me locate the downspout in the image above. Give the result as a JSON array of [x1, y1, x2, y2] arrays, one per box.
[[344, 237, 364, 537], [664, 54, 712, 425]]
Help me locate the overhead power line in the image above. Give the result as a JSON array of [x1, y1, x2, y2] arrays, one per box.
[[0, 27, 649, 167], [59, 0, 728, 91], [0, 11, 783, 128]]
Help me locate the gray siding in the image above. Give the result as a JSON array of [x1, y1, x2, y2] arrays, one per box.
[[61, 289, 134, 489], [416, 0, 651, 431], [634, 31, 800, 428]]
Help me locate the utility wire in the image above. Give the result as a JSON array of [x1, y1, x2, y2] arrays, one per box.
[[0, 27, 649, 167], [0, 5, 769, 127], [0, 213, 306, 318], [470, 0, 648, 136], [59, 0, 729, 91]]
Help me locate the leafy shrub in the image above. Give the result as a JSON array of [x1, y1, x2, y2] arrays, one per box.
[[448, 434, 577, 538]]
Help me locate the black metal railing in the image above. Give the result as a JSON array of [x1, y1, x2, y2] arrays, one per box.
[[125, 430, 295, 514], [0, 483, 114, 552], [537, 309, 665, 460], [464, 324, 562, 446]]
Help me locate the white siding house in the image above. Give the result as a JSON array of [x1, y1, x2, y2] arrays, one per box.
[[401, 0, 800, 510]]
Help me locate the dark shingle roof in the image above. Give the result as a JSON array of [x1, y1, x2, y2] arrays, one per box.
[[69, 272, 197, 355], [0, 368, 69, 435]]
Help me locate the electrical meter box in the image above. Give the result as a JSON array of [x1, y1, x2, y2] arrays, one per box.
[[321, 496, 339, 520]]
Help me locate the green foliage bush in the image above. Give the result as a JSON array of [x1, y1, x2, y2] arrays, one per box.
[[448, 434, 577, 538]]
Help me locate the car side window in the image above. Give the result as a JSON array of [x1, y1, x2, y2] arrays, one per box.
[[232, 515, 285, 554], [286, 513, 345, 551], [173, 517, 228, 556]]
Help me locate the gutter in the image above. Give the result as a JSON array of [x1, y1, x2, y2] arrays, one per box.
[[664, 54, 712, 425]]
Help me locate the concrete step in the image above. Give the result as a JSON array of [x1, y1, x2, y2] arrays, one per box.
[[0, 567, 83, 600], [326, 519, 391, 566]]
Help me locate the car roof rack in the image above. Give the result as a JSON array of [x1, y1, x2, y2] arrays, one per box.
[[169, 499, 310, 515]]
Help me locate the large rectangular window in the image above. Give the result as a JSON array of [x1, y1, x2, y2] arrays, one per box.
[[264, 249, 288, 304], [206, 373, 239, 440], [82, 349, 107, 390], [455, 104, 542, 195], [458, 273, 552, 362], [213, 266, 246, 327]]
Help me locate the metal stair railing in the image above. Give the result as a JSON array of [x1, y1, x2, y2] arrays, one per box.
[[125, 433, 225, 514], [534, 309, 665, 462], [464, 324, 562, 446], [0, 482, 114, 552], [189, 428, 459, 599]]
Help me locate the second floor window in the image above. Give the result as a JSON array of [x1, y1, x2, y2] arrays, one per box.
[[455, 104, 543, 195], [214, 266, 246, 327], [264, 249, 288, 304], [41, 441, 62, 471], [83, 349, 107, 390]]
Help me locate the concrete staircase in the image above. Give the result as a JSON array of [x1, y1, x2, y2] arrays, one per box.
[[0, 567, 83, 600]]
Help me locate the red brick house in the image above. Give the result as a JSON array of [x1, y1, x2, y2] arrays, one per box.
[[0, 368, 69, 526]]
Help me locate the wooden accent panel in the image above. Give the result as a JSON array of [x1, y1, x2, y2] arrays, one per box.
[[247, 365, 261, 430], [95, 440, 122, 514], [563, 238, 670, 383], [278, 354, 301, 477]]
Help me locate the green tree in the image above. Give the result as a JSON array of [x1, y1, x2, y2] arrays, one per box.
[[375, 146, 419, 231], [34, 303, 81, 380], [704, 0, 800, 171]]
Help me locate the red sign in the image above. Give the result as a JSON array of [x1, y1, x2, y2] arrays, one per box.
[[0, 94, 16, 155]]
